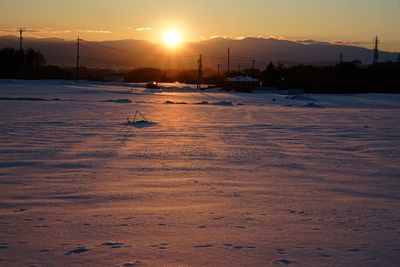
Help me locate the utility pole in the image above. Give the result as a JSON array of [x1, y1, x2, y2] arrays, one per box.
[[373, 35, 379, 65], [197, 54, 203, 90], [18, 28, 26, 79], [339, 52, 343, 64], [227, 47, 230, 77], [19, 28, 25, 52], [76, 37, 80, 81], [252, 59, 255, 71]]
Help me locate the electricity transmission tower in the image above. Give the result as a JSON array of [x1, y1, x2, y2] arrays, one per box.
[[76, 37, 80, 81], [19, 28, 25, 52], [197, 54, 203, 90], [227, 47, 230, 77], [373, 36, 379, 65]]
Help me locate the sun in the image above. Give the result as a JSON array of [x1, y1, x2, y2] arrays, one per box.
[[163, 28, 183, 48]]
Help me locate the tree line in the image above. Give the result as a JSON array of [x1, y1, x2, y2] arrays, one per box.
[[259, 60, 400, 93], [1, 47, 399, 93]]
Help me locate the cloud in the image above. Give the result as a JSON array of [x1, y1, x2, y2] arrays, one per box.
[[294, 39, 319, 44], [74, 29, 111, 34], [0, 27, 109, 35], [330, 40, 362, 45], [207, 35, 291, 41], [0, 27, 43, 33], [0, 27, 19, 32], [209, 35, 232, 39], [264, 35, 295, 41], [135, 27, 152, 32], [39, 27, 71, 34]]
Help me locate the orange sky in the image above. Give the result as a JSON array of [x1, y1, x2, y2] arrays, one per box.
[[1, 0, 399, 51]]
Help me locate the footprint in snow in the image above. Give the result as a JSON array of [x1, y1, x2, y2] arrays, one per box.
[[14, 209, 27, 213], [151, 243, 168, 250], [275, 248, 286, 255], [38, 249, 51, 252], [121, 261, 141, 266], [158, 243, 168, 249], [65, 247, 89, 255], [194, 244, 214, 248], [273, 258, 295, 265], [102, 241, 125, 249], [347, 248, 359, 252]]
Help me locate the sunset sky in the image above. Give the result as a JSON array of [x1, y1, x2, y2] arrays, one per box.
[[1, 0, 399, 51]]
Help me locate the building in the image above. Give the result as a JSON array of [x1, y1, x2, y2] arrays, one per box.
[[224, 75, 260, 93], [104, 74, 124, 83]]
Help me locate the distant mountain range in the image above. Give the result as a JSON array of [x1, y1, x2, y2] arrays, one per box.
[[0, 35, 398, 70]]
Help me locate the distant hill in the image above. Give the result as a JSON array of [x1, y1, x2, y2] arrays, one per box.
[[0, 36, 397, 69]]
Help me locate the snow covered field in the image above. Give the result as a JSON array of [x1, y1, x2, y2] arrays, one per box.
[[0, 80, 399, 267]]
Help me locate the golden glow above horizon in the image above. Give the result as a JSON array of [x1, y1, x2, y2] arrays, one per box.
[[163, 28, 183, 48], [0, 1, 399, 51]]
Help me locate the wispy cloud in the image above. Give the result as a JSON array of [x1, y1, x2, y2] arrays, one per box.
[[205, 34, 366, 47], [209, 35, 232, 39], [74, 29, 111, 34], [207, 35, 289, 41], [0, 27, 110, 35], [295, 39, 319, 44], [135, 27, 152, 32], [39, 27, 72, 34], [330, 40, 362, 45], [0, 27, 41, 33]]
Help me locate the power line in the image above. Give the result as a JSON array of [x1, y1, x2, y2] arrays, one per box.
[[80, 39, 266, 68], [79, 39, 198, 59]]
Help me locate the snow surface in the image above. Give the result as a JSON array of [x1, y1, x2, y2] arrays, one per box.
[[0, 80, 400, 267]]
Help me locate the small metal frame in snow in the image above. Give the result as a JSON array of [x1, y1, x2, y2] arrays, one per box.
[[130, 110, 149, 125]]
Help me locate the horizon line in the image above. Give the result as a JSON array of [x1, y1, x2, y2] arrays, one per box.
[[1, 34, 400, 53]]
